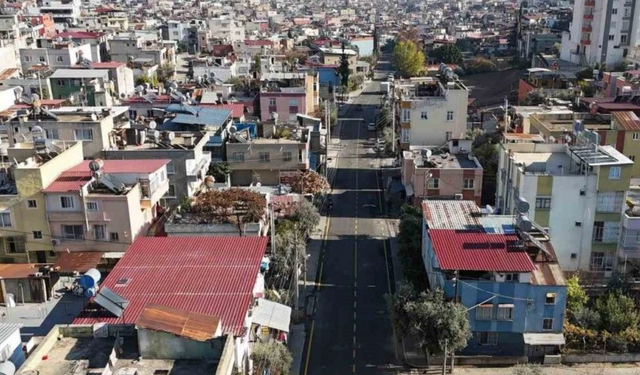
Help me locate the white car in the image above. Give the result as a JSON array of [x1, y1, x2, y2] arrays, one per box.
[[367, 123, 376, 131]]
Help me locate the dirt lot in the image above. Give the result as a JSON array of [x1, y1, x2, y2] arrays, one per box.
[[462, 68, 524, 107]]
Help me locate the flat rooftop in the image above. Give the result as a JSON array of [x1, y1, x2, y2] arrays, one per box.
[[406, 150, 481, 169], [531, 112, 612, 132], [513, 151, 580, 176]]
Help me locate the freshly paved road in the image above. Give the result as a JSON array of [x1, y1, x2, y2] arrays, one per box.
[[303, 72, 399, 375]]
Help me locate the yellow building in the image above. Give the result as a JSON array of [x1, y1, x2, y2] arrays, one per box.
[[0, 141, 84, 263], [319, 47, 358, 75]]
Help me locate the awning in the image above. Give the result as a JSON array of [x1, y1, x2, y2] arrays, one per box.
[[523, 333, 565, 346], [252, 298, 292, 333]]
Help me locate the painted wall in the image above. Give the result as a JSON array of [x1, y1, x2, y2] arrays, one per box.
[[405, 89, 469, 147], [259, 93, 308, 123], [138, 329, 224, 360]]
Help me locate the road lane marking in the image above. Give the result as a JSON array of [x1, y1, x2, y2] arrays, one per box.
[[303, 320, 315, 375]]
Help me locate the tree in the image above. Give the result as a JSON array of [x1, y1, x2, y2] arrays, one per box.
[[348, 73, 365, 92], [392, 40, 425, 78], [376, 105, 392, 130], [594, 291, 640, 333], [464, 57, 497, 75], [251, 54, 262, 76], [289, 171, 329, 195], [386, 282, 471, 364], [338, 41, 351, 88], [397, 205, 429, 289], [382, 38, 397, 53], [579, 81, 596, 97], [191, 188, 266, 225], [566, 275, 588, 316], [270, 227, 307, 293], [292, 199, 320, 238], [472, 136, 499, 205], [251, 341, 292, 375], [225, 76, 244, 92], [208, 162, 230, 183], [431, 44, 463, 64], [522, 91, 545, 106], [156, 63, 175, 84], [135, 74, 158, 87]]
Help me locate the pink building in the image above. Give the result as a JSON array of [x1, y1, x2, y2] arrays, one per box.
[[260, 90, 308, 124], [44, 159, 169, 253]]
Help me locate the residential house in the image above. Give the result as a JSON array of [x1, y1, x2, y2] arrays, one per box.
[[40, 30, 108, 63], [39, 0, 82, 28], [74, 236, 270, 373], [402, 139, 483, 205], [19, 41, 92, 74], [517, 68, 577, 104], [103, 130, 212, 206], [259, 71, 319, 123], [109, 36, 177, 67], [496, 141, 633, 275], [7, 106, 131, 158], [93, 7, 129, 30], [318, 47, 358, 74], [0, 140, 84, 263], [0, 324, 25, 369], [73, 62, 135, 99], [43, 159, 169, 253], [395, 77, 469, 149], [422, 200, 567, 358], [49, 69, 113, 106]]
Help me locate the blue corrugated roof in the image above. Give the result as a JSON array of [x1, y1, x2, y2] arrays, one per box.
[[165, 104, 231, 127], [206, 135, 224, 146], [235, 123, 257, 138]]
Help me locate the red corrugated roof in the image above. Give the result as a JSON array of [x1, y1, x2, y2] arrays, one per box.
[[57, 31, 105, 39], [428, 229, 536, 272], [74, 237, 268, 336], [44, 160, 169, 193]]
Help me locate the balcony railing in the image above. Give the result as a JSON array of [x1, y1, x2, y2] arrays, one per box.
[[583, 13, 594, 19], [580, 39, 592, 45], [585, 0, 596, 5], [582, 26, 592, 32]]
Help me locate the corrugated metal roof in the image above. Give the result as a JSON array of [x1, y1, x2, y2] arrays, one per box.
[[613, 111, 640, 131], [252, 298, 291, 333], [136, 304, 221, 341], [50, 69, 109, 79], [74, 237, 268, 336], [0, 264, 52, 279], [0, 323, 22, 344], [54, 251, 104, 273], [422, 200, 483, 230], [428, 229, 536, 272]]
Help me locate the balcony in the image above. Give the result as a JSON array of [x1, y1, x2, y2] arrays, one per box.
[[48, 210, 110, 222], [583, 13, 594, 19], [582, 26, 592, 32], [585, 0, 595, 5], [580, 39, 592, 45]]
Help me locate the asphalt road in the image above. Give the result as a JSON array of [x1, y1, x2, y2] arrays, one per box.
[[304, 73, 398, 375]]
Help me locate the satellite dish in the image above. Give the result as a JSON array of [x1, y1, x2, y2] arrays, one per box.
[[515, 197, 530, 214], [564, 134, 572, 143], [167, 131, 175, 141], [89, 159, 104, 171], [271, 112, 279, 120], [229, 125, 237, 133], [549, 136, 556, 143], [120, 93, 126, 99], [425, 149, 432, 158], [90, 113, 98, 121], [148, 120, 157, 129], [209, 72, 216, 78], [256, 182, 262, 187], [14, 86, 23, 97], [31, 93, 40, 101], [573, 120, 584, 133], [135, 85, 145, 93], [32, 125, 44, 134]]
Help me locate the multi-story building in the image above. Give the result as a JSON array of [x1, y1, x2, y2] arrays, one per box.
[[226, 123, 311, 186], [0, 140, 84, 263], [103, 130, 213, 206], [19, 41, 92, 74], [39, 0, 82, 28], [318, 47, 358, 74], [496, 141, 633, 274], [8, 106, 130, 158], [49, 69, 113, 106], [395, 77, 469, 149], [39, 31, 108, 63], [560, 0, 640, 66], [109, 36, 177, 67], [401, 139, 483, 205], [43, 159, 169, 253], [259, 71, 319, 123], [93, 7, 129, 30], [422, 200, 567, 358], [207, 16, 245, 43]]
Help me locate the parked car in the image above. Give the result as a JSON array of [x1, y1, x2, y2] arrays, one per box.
[[367, 123, 376, 131]]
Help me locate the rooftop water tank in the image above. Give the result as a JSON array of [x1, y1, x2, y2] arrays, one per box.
[[78, 268, 101, 297], [0, 361, 16, 375]]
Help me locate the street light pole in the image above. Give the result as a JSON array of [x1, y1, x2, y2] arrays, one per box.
[[391, 84, 396, 155]]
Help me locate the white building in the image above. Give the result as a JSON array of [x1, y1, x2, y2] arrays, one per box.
[[39, 0, 82, 29], [395, 77, 469, 149], [560, 0, 640, 66], [496, 141, 633, 275], [19, 42, 92, 74], [208, 16, 245, 43]]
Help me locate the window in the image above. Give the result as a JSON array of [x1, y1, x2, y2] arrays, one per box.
[[268, 97, 276, 107], [165, 184, 176, 198], [0, 212, 12, 228], [612, 8, 618, 14], [592, 221, 620, 243], [505, 273, 519, 282], [6, 237, 25, 253], [497, 305, 514, 320], [463, 178, 474, 189], [61, 225, 84, 240], [283, 151, 292, 162], [23, 56, 31, 62], [402, 109, 410, 122], [93, 225, 107, 241], [166, 162, 175, 175], [85, 201, 98, 211], [110, 232, 119, 241], [476, 304, 492, 320], [401, 128, 410, 143], [427, 178, 439, 189], [609, 166, 621, 179], [56, 79, 65, 86], [609, 34, 615, 41], [232, 152, 245, 163], [289, 99, 299, 113], [420, 111, 428, 119], [543, 318, 553, 330], [477, 332, 498, 345], [535, 197, 551, 209], [634, 133, 639, 141], [446, 111, 454, 121], [27, 199, 37, 209], [590, 251, 614, 271], [446, 131, 452, 141], [56, 55, 64, 62], [33, 231, 42, 239], [45, 129, 59, 139], [74, 128, 93, 141], [545, 293, 556, 305], [596, 191, 625, 212], [259, 152, 270, 163], [621, 34, 628, 44], [60, 196, 74, 209], [38, 56, 46, 62], [611, 21, 617, 29]]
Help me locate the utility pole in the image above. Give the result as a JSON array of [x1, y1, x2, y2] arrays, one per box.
[[451, 270, 460, 373], [294, 224, 300, 312], [442, 340, 448, 375], [325, 99, 330, 178], [270, 203, 276, 254], [391, 84, 396, 155]]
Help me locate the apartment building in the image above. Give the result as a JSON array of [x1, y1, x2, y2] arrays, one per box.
[[8, 106, 130, 158], [0, 140, 84, 263], [259, 71, 319, 123], [526, 111, 640, 178], [395, 77, 469, 149], [517, 68, 577, 104], [318, 47, 358, 74], [422, 200, 567, 358], [39, 30, 108, 62], [401, 139, 483, 205], [208, 16, 245, 43], [19, 41, 92, 74], [226, 123, 311, 186], [49, 69, 113, 106], [43, 159, 169, 253], [103, 130, 213, 206], [39, 0, 82, 27], [93, 7, 129, 31], [560, 0, 640, 65], [109, 36, 177, 67], [496, 141, 633, 274]]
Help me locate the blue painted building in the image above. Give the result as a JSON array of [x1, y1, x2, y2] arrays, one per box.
[[421, 200, 567, 359]]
